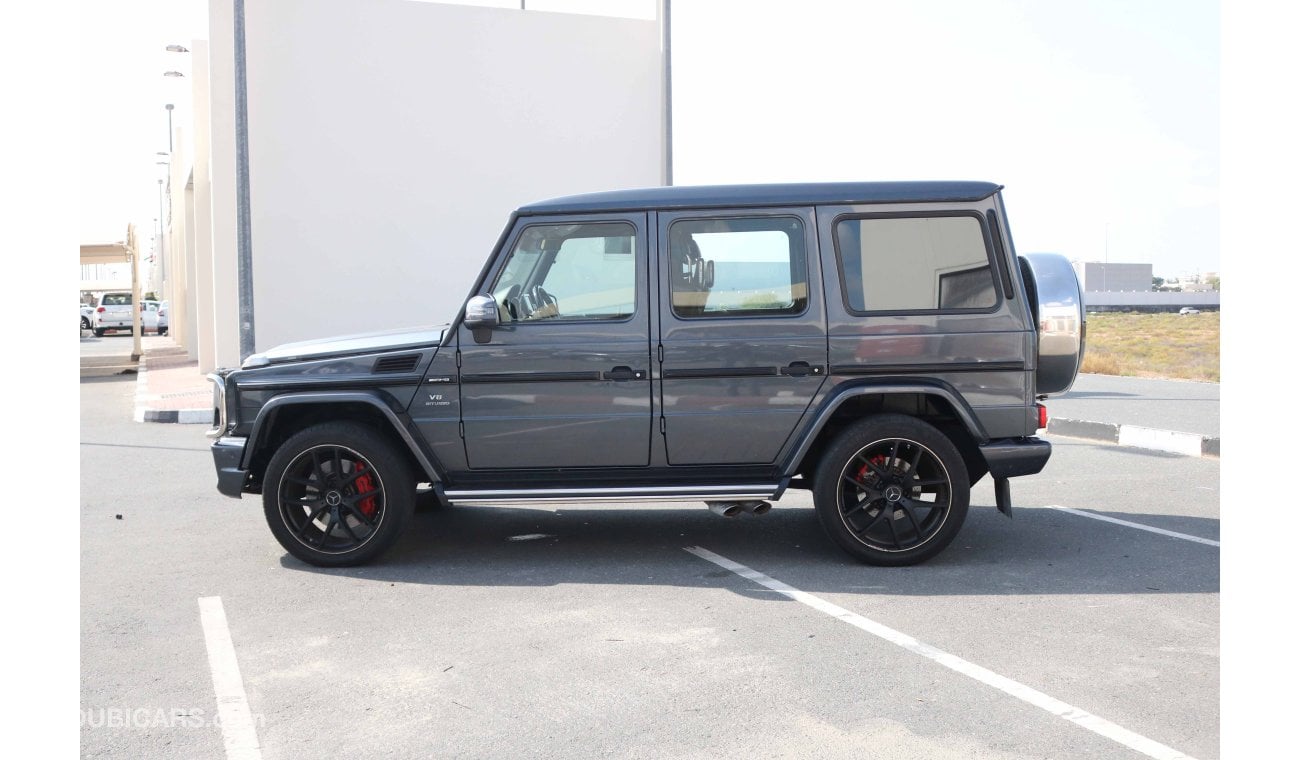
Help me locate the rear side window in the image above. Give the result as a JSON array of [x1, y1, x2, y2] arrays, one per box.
[[668, 216, 807, 318], [835, 215, 998, 313]]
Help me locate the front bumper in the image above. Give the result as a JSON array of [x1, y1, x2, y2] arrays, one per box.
[[212, 437, 249, 498], [979, 437, 1052, 478]]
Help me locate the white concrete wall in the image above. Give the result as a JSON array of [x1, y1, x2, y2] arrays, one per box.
[[208, 0, 243, 370], [190, 39, 218, 373], [1083, 291, 1221, 307], [167, 130, 191, 351], [243, 0, 664, 350]]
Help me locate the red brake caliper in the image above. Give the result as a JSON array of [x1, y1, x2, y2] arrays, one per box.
[[353, 462, 379, 518], [857, 454, 889, 487]]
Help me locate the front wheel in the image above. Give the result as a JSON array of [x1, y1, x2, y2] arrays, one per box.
[[262, 422, 416, 567], [813, 415, 970, 566]]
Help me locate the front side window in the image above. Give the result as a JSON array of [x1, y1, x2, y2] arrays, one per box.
[[669, 216, 807, 318], [835, 215, 998, 313], [490, 222, 637, 323]]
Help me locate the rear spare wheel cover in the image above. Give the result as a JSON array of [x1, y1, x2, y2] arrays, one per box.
[[1022, 253, 1086, 395]]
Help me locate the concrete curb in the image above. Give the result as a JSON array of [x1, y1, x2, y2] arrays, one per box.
[[133, 354, 211, 425], [1047, 417, 1219, 458]]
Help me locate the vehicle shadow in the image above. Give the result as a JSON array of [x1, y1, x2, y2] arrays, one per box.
[[277, 502, 1220, 600], [79, 372, 137, 384]]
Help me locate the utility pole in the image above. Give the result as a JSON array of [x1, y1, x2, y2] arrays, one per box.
[[165, 104, 174, 152]]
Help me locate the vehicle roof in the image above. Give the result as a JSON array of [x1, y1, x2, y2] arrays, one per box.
[[517, 181, 1003, 215]]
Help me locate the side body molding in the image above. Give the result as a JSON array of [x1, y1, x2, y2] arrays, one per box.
[[780, 380, 991, 476], [242, 391, 444, 483]]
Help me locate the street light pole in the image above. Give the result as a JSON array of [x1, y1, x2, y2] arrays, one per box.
[[165, 103, 174, 152], [157, 177, 168, 289]]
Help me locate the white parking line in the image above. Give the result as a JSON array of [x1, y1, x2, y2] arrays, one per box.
[[685, 546, 1199, 760], [1045, 505, 1220, 547], [198, 597, 263, 760]]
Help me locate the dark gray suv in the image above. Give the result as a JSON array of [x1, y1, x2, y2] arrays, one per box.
[[207, 182, 1084, 568]]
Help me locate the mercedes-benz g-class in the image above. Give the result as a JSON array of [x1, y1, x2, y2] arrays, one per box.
[[207, 182, 1084, 567]]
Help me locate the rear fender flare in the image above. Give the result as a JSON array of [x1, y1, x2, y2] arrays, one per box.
[[781, 380, 990, 477]]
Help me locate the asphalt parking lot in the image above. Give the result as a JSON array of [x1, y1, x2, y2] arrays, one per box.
[[80, 371, 1219, 760]]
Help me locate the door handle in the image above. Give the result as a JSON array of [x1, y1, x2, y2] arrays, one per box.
[[781, 361, 824, 377], [603, 366, 646, 381]]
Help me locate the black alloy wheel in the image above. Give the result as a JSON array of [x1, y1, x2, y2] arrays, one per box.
[[813, 415, 970, 566], [263, 422, 415, 567]]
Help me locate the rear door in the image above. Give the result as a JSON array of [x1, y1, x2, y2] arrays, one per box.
[[655, 208, 827, 465], [457, 214, 653, 469]]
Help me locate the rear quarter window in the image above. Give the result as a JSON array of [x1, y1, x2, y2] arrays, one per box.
[[834, 214, 999, 313]]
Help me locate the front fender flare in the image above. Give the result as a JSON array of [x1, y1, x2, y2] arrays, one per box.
[[780, 380, 990, 477], [242, 391, 443, 483]]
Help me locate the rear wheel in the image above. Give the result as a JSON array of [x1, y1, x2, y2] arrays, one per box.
[[93, 328, 105, 337], [262, 422, 415, 567], [813, 415, 970, 566]]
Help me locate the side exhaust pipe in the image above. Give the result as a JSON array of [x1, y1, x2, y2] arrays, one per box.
[[707, 501, 744, 518], [706, 501, 771, 517]]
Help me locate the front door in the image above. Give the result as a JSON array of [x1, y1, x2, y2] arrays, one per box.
[[458, 214, 652, 469]]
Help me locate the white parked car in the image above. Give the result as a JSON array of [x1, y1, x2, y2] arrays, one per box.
[[80, 303, 93, 330], [91, 293, 160, 335], [91, 292, 134, 336], [1178, 306, 1201, 315], [141, 300, 161, 333], [157, 301, 169, 336]]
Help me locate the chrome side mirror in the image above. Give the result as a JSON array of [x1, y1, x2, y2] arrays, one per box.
[[463, 295, 500, 330]]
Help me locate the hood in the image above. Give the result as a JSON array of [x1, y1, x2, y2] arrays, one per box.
[[242, 325, 448, 368]]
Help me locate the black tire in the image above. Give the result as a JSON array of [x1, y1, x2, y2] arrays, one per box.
[[262, 422, 416, 567], [81, 317, 90, 330], [93, 328, 105, 337], [813, 414, 970, 566]]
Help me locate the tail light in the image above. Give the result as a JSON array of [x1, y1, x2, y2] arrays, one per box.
[[96, 306, 105, 313], [1036, 403, 1048, 430]]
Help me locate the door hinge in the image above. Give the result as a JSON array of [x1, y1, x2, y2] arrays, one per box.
[[659, 417, 666, 434], [657, 343, 664, 363], [455, 350, 462, 368], [458, 420, 465, 438]]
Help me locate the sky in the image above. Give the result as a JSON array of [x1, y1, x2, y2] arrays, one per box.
[[79, 0, 206, 236], [79, 0, 1218, 282]]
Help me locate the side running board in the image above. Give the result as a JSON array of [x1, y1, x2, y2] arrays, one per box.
[[443, 484, 784, 507]]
